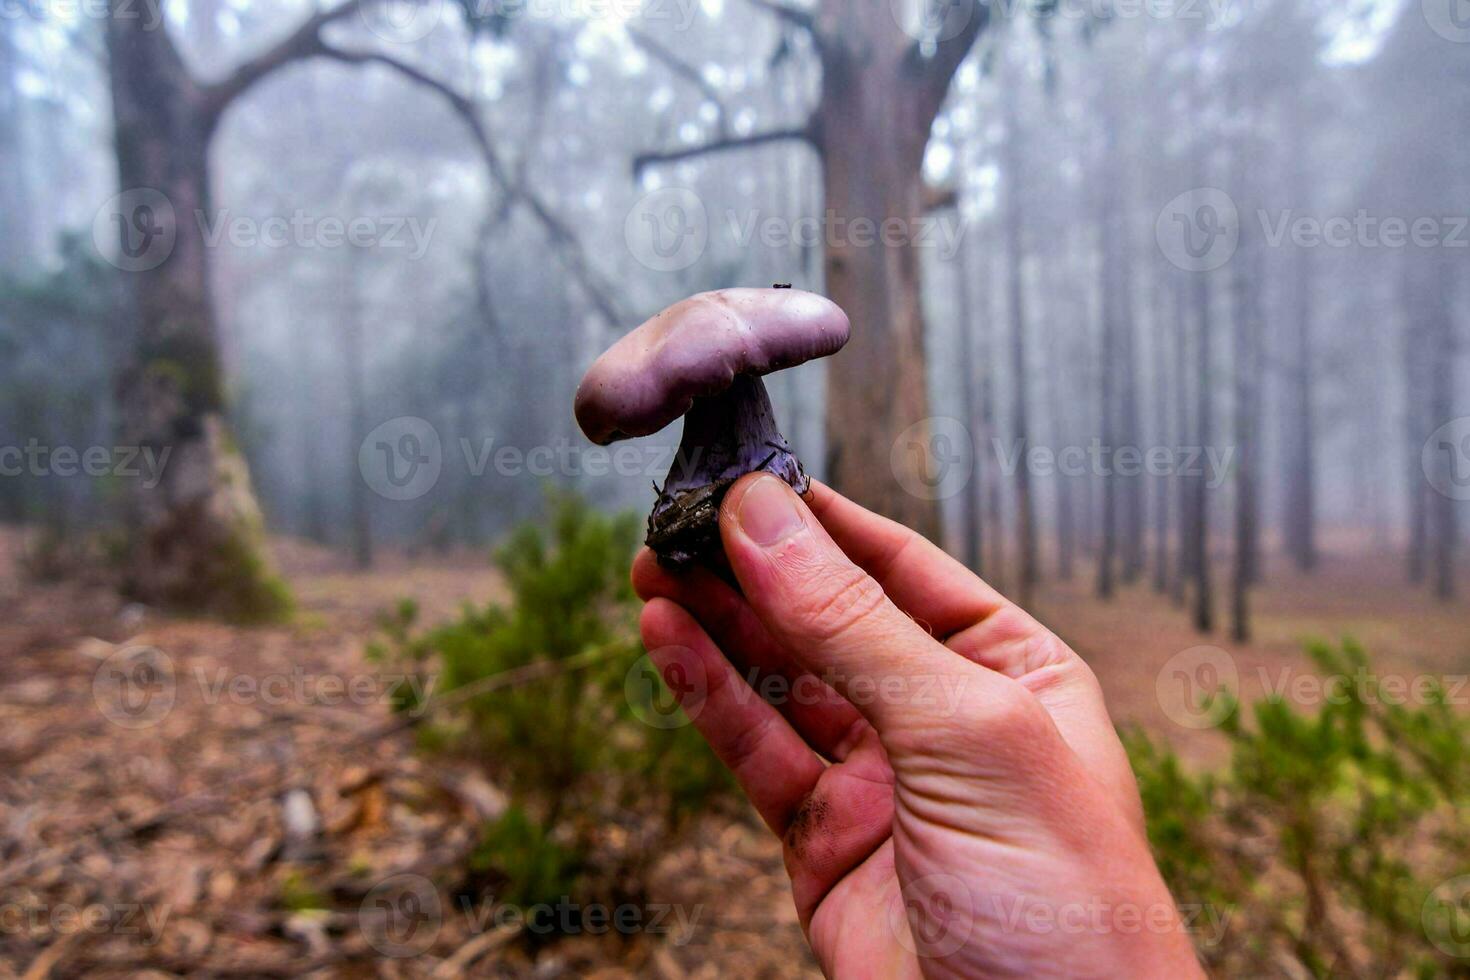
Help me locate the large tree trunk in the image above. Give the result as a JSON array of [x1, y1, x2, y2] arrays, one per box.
[[818, 12, 942, 542], [106, 7, 287, 619], [805, 2, 990, 542]]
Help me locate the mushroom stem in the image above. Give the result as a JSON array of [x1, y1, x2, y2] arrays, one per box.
[[648, 373, 810, 567]]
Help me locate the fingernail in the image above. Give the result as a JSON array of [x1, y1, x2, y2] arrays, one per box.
[[738, 475, 805, 547]]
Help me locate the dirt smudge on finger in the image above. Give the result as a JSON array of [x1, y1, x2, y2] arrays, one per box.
[[784, 792, 832, 859]]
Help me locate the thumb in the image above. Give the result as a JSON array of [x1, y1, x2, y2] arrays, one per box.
[[717, 473, 994, 734]]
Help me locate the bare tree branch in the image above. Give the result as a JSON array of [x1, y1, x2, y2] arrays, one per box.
[[633, 125, 819, 178], [747, 0, 822, 41], [197, 0, 365, 127], [923, 183, 958, 212], [197, 5, 624, 326], [903, 0, 993, 125], [315, 45, 624, 325], [625, 25, 730, 138]]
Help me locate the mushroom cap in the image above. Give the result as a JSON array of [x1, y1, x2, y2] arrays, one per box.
[[574, 288, 850, 445]]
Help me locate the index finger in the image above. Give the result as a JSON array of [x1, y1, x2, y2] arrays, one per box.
[[717, 473, 999, 734], [806, 481, 1010, 639]]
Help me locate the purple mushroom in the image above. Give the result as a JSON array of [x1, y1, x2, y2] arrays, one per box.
[[574, 287, 850, 567]]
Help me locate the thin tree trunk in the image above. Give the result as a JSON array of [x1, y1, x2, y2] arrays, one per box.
[[1002, 90, 1037, 606], [1172, 275, 1191, 608], [1193, 260, 1215, 634], [1230, 194, 1262, 642], [1283, 138, 1318, 573], [1428, 252, 1457, 600], [1152, 273, 1172, 594], [342, 249, 373, 569], [1050, 240, 1077, 583], [954, 239, 983, 575], [981, 239, 1006, 591], [1403, 257, 1429, 586], [1096, 167, 1119, 601], [1116, 203, 1144, 586]]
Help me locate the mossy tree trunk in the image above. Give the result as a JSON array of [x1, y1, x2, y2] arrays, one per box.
[[105, 3, 289, 619]]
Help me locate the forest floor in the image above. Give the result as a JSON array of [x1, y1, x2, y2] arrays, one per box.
[[1, 527, 1466, 978]]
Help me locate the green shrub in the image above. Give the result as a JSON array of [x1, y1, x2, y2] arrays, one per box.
[[1127, 641, 1470, 977], [373, 491, 734, 915], [469, 805, 583, 913]]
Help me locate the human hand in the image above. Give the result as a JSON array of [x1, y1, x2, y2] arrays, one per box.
[[633, 474, 1205, 979]]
